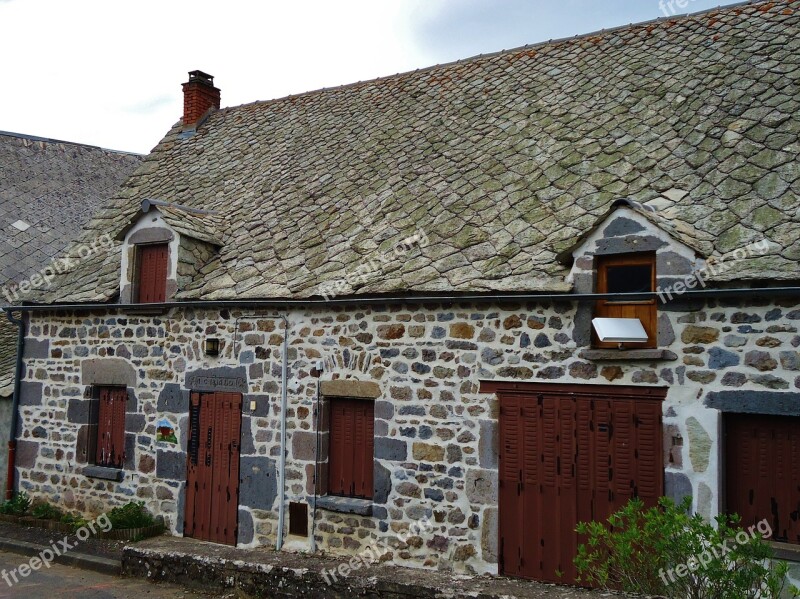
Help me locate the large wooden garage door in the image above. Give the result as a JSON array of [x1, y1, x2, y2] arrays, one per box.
[[726, 413, 800, 545], [485, 382, 665, 585]]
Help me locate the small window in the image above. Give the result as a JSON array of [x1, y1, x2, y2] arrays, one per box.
[[95, 386, 127, 468], [289, 502, 308, 537], [595, 253, 657, 348], [328, 398, 374, 499], [135, 243, 169, 303]]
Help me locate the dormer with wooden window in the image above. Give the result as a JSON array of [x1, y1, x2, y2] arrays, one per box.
[[561, 199, 713, 360], [117, 199, 223, 304]]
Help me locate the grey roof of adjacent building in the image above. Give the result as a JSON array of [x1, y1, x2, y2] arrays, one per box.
[[23, 0, 800, 305], [0, 132, 141, 393]]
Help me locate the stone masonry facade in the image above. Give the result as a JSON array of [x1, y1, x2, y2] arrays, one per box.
[[14, 296, 800, 575]]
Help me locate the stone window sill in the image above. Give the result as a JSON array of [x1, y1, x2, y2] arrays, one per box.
[[314, 495, 372, 516], [578, 349, 678, 362], [771, 541, 800, 563], [82, 465, 124, 481]]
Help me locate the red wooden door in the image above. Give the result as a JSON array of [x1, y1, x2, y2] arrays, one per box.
[[497, 384, 664, 584], [96, 387, 127, 468], [184, 392, 242, 545], [726, 414, 800, 544], [136, 243, 168, 303]]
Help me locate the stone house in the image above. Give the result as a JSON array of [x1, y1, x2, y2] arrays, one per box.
[[0, 131, 140, 492], [5, 1, 800, 586]]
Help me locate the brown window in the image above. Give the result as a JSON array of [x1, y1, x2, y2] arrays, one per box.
[[328, 398, 374, 499], [135, 243, 169, 303], [95, 386, 127, 468], [594, 253, 657, 348]]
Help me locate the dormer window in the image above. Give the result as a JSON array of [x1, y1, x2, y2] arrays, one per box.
[[135, 243, 168, 303], [594, 253, 657, 348]]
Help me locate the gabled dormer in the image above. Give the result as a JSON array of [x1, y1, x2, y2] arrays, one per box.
[[117, 199, 223, 304]]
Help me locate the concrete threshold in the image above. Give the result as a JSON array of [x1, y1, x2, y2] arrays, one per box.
[[0, 537, 121, 576], [122, 536, 628, 599]]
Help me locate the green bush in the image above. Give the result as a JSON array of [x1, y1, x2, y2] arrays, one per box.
[[31, 502, 62, 520], [0, 492, 31, 516], [60, 512, 89, 530], [107, 501, 155, 529], [575, 496, 799, 599]]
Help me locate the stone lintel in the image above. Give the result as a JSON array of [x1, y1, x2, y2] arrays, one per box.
[[81, 358, 136, 387], [320, 380, 380, 399], [578, 349, 678, 361], [705, 390, 800, 417]]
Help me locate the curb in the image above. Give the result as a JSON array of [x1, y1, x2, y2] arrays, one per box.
[[0, 538, 121, 576]]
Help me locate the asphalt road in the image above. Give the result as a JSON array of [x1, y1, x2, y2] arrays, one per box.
[[0, 550, 226, 599]]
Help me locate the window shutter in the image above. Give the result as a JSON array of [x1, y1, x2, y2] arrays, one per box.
[[328, 400, 348, 496], [353, 400, 374, 499], [137, 243, 169, 303], [95, 387, 126, 468]]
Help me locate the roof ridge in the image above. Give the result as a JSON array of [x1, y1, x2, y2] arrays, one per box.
[[219, 0, 768, 115], [0, 130, 143, 157]]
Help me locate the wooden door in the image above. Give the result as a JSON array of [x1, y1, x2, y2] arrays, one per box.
[[726, 414, 800, 544], [184, 391, 242, 545], [496, 383, 664, 584]]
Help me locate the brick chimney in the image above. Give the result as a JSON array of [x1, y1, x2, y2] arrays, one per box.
[[182, 70, 220, 128]]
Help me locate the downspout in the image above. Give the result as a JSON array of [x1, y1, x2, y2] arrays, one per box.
[[5, 310, 24, 500], [276, 313, 289, 551], [310, 377, 322, 553]]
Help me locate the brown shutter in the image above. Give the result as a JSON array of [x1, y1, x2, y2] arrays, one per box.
[[328, 398, 374, 499], [353, 400, 374, 499], [328, 400, 348, 496], [137, 243, 169, 303], [95, 387, 126, 468]]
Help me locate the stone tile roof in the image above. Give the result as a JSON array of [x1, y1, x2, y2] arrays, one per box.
[[0, 132, 141, 391], [26, 0, 800, 304]]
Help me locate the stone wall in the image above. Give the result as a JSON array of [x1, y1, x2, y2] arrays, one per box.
[[14, 297, 800, 575]]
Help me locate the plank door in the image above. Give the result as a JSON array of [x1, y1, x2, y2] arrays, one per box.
[[184, 391, 242, 545]]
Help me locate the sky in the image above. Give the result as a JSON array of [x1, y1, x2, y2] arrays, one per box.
[[0, 0, 744, 154]]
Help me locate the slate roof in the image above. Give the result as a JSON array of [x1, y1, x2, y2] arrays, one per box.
[[0, 132, 141, 392], [24, 0, 800, 305]]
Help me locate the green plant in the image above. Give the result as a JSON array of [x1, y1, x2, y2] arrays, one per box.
[[31, 502, 62, 520], [0, 491, 31, 516], [60, 512, 89, 530], [107, 501, 155, 529], [575, 496, 800, 599]]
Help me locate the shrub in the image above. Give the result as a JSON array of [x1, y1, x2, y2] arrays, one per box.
[[575, 496, 800, 599], [0, 492, 31, 516], [31, 502, 62, 520], [107, 501, 155, 529], [60, 512, 89, 530]]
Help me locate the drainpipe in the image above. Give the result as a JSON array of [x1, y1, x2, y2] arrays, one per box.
[[5, 311, 24, 500], [310, 377, 322, 553], [276, 313, 289, 551]]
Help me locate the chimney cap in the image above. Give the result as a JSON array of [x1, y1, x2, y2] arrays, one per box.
[[187, 70, 215, 86]]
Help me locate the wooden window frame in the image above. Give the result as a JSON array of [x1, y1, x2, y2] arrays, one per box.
[[327, 397, 374, 500], [594, 252, 657, 349], [133, 242, 169, 304], [93, 386, 127, 469]]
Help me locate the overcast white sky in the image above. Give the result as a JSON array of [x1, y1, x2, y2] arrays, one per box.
[[0, 0, 743, 154]]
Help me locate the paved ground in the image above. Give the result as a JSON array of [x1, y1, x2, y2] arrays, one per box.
[[0, 550, 227, 599]]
